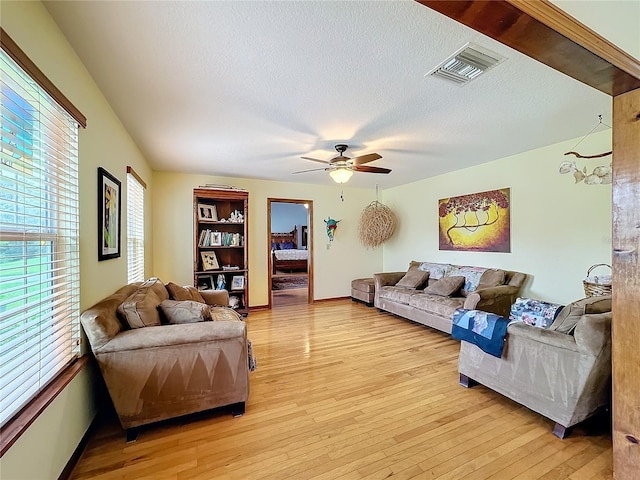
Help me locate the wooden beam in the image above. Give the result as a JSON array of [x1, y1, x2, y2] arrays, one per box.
[[612, 87, 640, 479], [417, 0, 640, 95]]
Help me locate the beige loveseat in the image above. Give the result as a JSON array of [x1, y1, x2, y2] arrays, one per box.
[[458, 296, 612, 438], [81, 279, 249, 438], [374, 261, 526, 334]]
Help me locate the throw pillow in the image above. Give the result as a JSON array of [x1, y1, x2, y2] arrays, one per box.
[[396, 268, 430, 289], [509, 297, 564, 329], [165, 282, 206, 303], [158, 300, 211, 324], [118, 279, 167, 328], [423, 276, 465, 297], [280, 241, 295, 250], [446, 266, 487, 296], [477, 269, 506, 290], [549, 296, 612, 334], [209, 306, 243, 322], [452, 309, 510, 358]]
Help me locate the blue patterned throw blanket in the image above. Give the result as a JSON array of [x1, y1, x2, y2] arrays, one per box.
[[452, 309, 510, 358]]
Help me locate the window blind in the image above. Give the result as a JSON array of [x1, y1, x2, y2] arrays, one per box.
[[127, 168, 144, 283], [0, 49, 80, 427]]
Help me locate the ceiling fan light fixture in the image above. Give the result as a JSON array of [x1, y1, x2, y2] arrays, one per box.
[[330, 167, 353, 184]]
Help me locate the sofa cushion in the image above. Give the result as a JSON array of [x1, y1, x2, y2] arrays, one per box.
[[396, 266, 429, 289], [159, 300, 212, 324], [423, 276, 465, 297], [477, 269, 506, 290], [165, 282, 205, 303], [117, 278, 167, 328], [549, 296, 612, 334], [509, 297, 564, 329], [378, 286, 418, 305], [409, 293, 464, 318], [446, 266, 487, 296], [418, 262, 451, 280]]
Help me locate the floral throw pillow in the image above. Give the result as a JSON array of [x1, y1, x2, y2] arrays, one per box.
[[418, 262, 451, 280], [446, 266, 487, 296]]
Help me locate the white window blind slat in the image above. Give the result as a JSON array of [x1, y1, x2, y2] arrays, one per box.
[[0, 48, 80, 427], [127, 170, 145, 283]]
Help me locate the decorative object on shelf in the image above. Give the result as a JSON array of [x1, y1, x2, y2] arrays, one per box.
[[324, 217, 341, 242], [438, 188, 510, 252], [231, 275, 245, 291], [358, 186, 397, 249], [97, 167, 122, 261], [201, 251, 219, 270], [583, 264, 612, 297], [216, 274, 226, 290], [559, 115, 612, 186]]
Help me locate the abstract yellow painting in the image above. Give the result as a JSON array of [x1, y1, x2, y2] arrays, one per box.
[[438, 188, 510, 252]]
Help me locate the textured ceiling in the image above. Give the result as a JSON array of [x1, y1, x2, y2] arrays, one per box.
[[44, 0, 611, 189]]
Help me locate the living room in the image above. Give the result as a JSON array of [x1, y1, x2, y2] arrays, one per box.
[[1, 1, 639, 479]]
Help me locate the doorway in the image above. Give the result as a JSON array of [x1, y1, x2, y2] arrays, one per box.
[[267, 198, 313, 308]]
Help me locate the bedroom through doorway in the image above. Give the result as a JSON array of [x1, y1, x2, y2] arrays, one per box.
[[267, 198, 313, 308]]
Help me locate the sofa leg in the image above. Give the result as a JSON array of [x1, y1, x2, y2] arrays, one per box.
[[125, 427, 140, 443], [231, 402, 245, 417], [552, 423, 572, 439], [459, 374, 477, 388]]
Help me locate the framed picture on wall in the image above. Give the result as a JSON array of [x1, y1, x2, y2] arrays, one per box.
[[98, 167, 122, 261]]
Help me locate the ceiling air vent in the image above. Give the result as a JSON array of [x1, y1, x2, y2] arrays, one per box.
[[426, 43, 505, 85]]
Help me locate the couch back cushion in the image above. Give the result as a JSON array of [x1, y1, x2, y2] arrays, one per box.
[[80, 283, 141, 351], [446, 266, 487, 296], [549, 296, 612, 334], [477, 269, 506, 290], [166, 282, 205, 303], [117, 278, 167, 329], [418, 262, 451, 280]]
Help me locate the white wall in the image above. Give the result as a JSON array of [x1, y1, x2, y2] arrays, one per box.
[[382, 130, 612, 305], [152, 173, 383, 305], [1, 2, 154, 478], [551, 0, 640, 61]]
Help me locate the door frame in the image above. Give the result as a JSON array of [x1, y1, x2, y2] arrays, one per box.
[[267, 198, 314, 308]]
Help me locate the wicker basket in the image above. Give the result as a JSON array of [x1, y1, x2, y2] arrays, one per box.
[[583, 263, 612, 297]]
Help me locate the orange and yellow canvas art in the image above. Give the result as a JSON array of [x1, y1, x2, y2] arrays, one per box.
[[438, 188, 510, 252]]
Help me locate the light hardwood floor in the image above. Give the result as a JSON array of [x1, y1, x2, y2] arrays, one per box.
[[70, 300, 612, 480]]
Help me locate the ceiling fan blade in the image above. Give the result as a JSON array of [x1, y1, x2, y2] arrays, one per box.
[[351, 153, 382, 165], [352, 165, 391, 174], [292, 167, 329, 174], [301, 156, 330, 165]]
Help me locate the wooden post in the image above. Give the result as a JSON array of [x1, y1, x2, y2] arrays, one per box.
[[612, 87, 640, 478]]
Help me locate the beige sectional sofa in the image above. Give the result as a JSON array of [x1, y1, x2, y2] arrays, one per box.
[[374, 261, 526, 334], [81, 279, 250, 438]]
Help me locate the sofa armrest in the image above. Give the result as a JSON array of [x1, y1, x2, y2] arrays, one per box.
[[507, 322, 580, 353], [573, 312, 611, 356], [96, 321, 246, 354], [200, 289, 230, 306], [463, 284, 521, 315], [373, 272, 405, 289]]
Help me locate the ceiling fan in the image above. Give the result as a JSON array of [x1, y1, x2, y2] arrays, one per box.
[[293, 144, 391, 183]]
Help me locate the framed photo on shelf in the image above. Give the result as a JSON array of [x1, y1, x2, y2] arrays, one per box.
[[210, 231, 222, 246], [98, 167, 121, 261], [201, 251, 219, 271], [231, 275, 245, 291], [197, 275, 213, 291], [198, 203, 218, 221]]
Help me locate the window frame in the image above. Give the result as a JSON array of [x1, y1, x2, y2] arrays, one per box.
[[0, 28, 86, 456]]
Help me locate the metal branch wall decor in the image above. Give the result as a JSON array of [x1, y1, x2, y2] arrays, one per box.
[[559, 115, 612, 185], [358, 200, 397, 249]]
